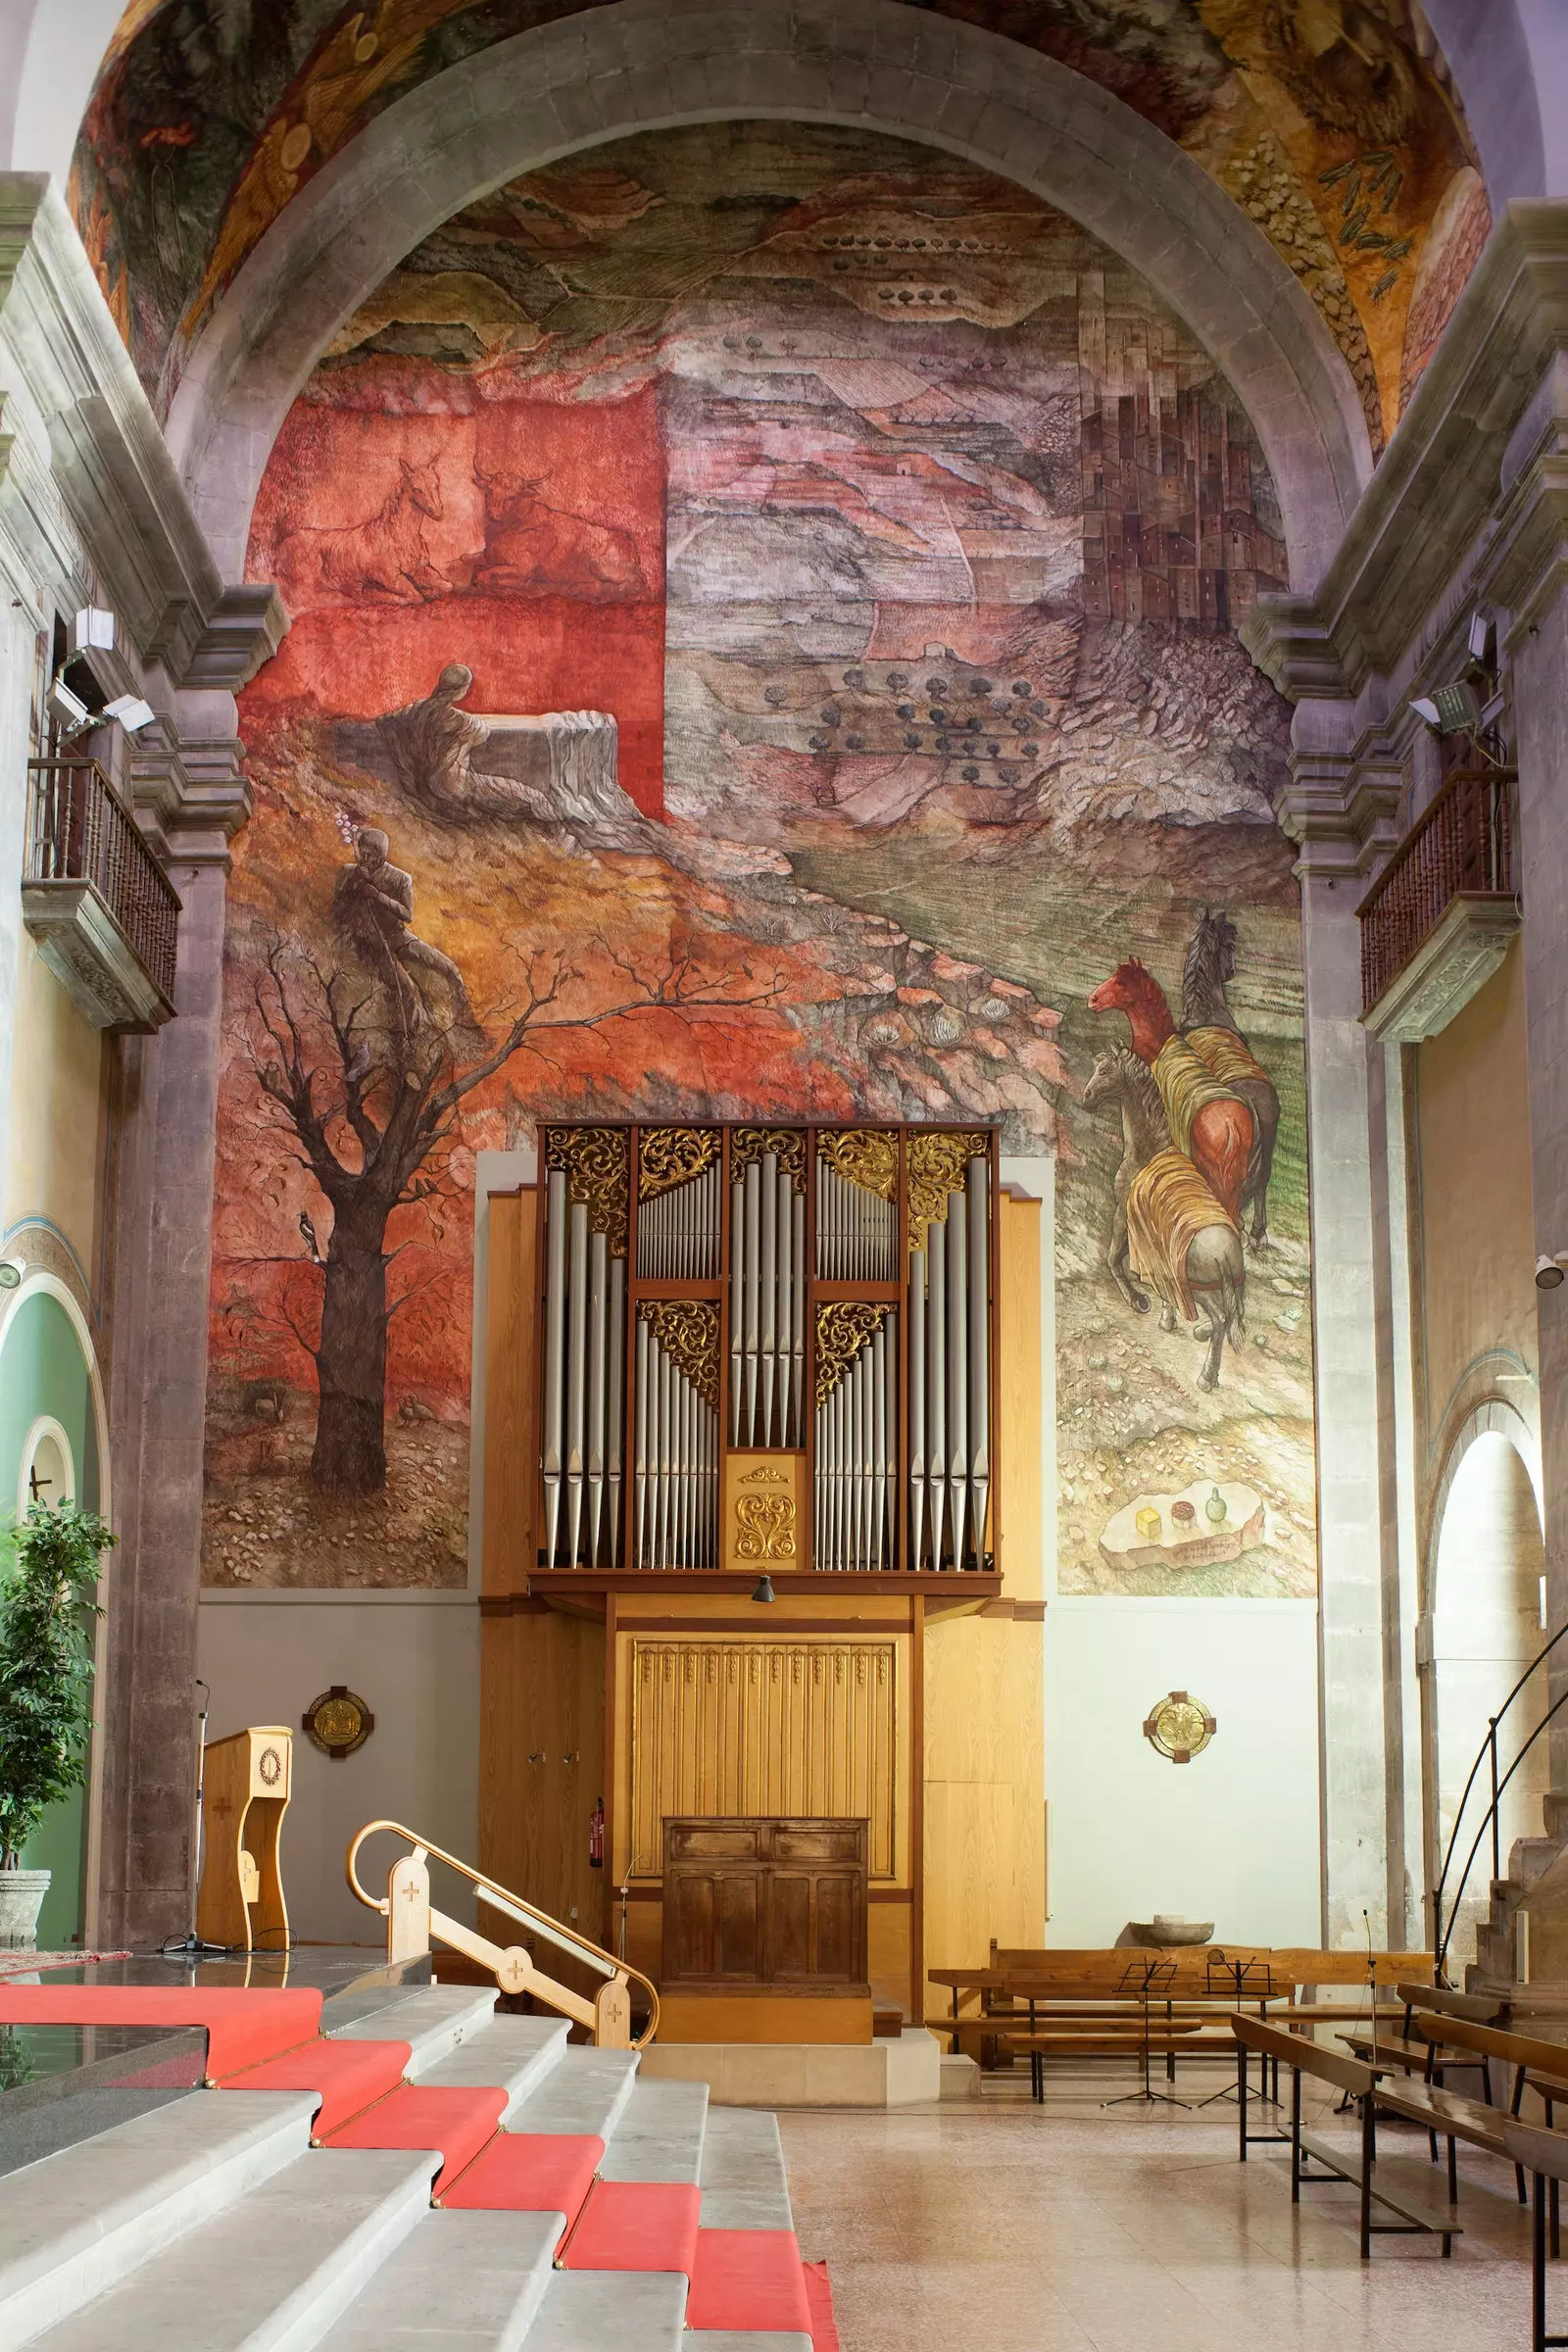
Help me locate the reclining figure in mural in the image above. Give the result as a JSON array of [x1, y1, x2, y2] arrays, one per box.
[[364, 662, 635, 844], [332, 825, 477, 1036]]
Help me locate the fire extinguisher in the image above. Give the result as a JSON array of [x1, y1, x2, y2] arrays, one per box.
[[589, 1796, 605, 1869]]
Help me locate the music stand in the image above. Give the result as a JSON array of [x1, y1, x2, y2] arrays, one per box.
[[1101, 1956, 1191, 2109], [1192, 1952, 1282, 2107]]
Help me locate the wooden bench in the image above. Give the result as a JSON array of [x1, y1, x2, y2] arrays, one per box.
[[1506, 2123, 1568, 2352], [1231, 2012, 1461, 2257]]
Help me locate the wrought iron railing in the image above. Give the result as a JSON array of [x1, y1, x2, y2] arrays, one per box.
[[24, 758, 180, 1007], [1357, 765, 1518, 1016], [1433, 1620, 1568, 1984]]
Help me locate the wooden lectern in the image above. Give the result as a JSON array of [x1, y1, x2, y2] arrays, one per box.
[[196, 1726, 292, 1952]]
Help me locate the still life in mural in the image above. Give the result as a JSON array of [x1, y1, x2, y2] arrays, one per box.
[[201, 121, 1314, 1598], [78, 0, 1485, 452]]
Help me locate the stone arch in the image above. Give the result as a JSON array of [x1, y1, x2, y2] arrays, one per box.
[[1422, 1396, 1546, 1975], [166, 0, 1373, 597]]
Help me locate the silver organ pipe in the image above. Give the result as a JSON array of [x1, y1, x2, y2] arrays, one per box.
[[813, 1307, 898, 1570], [636, 1153, 719, 1280], [906, 1142, 992, 1568], [541, 1152, 627, 1568], [730, 1144, 807, 1448], [632, 1302, 719, 1567], [542, 1168, 566, 1568], [814, 1157, 896, 1280], [542, 1124, 991, 1577]]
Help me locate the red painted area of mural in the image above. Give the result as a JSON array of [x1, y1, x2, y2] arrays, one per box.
[[250, 387, 666, 812]]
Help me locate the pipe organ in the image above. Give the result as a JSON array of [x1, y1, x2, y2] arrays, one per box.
[[535, 1123, 998, 1573]]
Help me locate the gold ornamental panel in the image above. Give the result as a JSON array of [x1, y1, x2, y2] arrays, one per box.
[[907, 1130, 991, 1254], [628, 1636, 899, 1879], [638, 1299, 720, 1406], [817, 1129, 898, 1202], [639, 1126, 720, 1200], [731, 1127, 808, 1190], [721, 1452, 803, 1569], [544, 1125, 629, 1257], [814, 1301, 893, 1404]]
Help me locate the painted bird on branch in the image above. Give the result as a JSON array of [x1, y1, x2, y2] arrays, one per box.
[[299, 1212, 322, 1263]]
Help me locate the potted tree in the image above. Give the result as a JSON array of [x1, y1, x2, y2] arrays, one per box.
[[0, 1502, 112, 1949]]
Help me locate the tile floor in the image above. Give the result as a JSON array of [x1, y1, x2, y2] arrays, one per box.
[[779, 2059, 1543, 2351]]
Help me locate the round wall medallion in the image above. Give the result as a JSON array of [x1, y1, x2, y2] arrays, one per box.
[[302, 1686, 374, 1760], [1142, 1690, 1216, 1765]]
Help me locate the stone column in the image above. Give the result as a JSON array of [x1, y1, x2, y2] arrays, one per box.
[[1284, 701, 1406, 1945], [93, 697, 249, 1947], [1490, 401, 1568, 1793]]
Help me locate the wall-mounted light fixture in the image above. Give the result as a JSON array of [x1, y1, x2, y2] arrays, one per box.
[[1535, 1254, 1568, 1292]]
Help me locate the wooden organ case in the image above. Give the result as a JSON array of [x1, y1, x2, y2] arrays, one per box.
[[534, 1124, 1000, 1578], [480, 1120, 1046, 2027]]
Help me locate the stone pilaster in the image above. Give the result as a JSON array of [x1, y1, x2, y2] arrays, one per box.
[[93, 707, 249, 1947], [1484, 392, 1568, 1790]]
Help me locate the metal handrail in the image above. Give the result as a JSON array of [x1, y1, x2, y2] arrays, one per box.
[[1433, 1622, 1568, 1984], [24, 757, 181, 1004], [346, 1817, 659, 2046]]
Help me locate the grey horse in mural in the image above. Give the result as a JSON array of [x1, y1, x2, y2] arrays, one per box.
[[1180, 906, 1281, 1251], [1083, 1045, 1247, 1394]]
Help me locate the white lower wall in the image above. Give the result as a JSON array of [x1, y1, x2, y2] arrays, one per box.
[[1043, 1597, 1321, 1947], [196, 1595, 481, 1947]]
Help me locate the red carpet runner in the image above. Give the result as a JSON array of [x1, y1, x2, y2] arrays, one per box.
[[0, 1982, 827, 2329]]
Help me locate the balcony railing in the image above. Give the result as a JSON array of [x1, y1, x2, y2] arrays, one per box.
[[1358, 764, 1518, 1018], [24, 759, 180, 1026]]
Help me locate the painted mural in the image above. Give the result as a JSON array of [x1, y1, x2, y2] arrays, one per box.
[[82, 0, 1484, 450], [204, 122, 1313, 1597]]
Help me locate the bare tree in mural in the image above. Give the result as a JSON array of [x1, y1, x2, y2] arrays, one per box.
[[245, 933, 783, 1495]]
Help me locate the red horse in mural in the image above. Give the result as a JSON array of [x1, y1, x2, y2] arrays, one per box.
[[1087, 956, 1253, 1225]]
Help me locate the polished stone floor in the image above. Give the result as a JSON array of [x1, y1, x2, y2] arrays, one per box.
[[779, 2062, 1539, 2352]]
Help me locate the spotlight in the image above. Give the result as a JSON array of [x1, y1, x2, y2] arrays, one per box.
[[70, 608, 117, 658], [1536, 1254, 1567, 1291], [750, 1574, 775, 1604], [105, 694, 157, 734], [1410, 679, 1483, 735], [46, 676, 94, 740], [0, 1256, 23, 1290]]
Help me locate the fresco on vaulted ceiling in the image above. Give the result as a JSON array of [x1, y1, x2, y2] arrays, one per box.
[[204, 121, 1314, 1602], [81, 0, 1483, 451]]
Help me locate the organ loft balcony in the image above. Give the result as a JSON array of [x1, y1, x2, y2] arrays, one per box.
[[21, 757, 180, 1034], [1357, 764, 1521, 1043]]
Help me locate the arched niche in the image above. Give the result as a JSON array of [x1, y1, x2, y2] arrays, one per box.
[[165, 0, 1372, 598], [1425, 1412, 1547, 1978]]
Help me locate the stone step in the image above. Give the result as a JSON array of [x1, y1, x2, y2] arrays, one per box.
[[599, 2081, 709, 2184], [518, 2271, 687, 2352], [687, 2337, 811, 2352], [330, 1986, 498, 2080], [506, 2047, 639, 2143], [415, 2016, 569, 2124], [316, 2208, 559, 2352], [1510, 1836, 1565, 1889], [697, 2108, 793, 2231], [23, 2146, 437, 2352], [0, 2089, 317, 2347]]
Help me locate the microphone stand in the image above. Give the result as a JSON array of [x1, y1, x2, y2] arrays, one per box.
[[160, 1681, 232, 1963]]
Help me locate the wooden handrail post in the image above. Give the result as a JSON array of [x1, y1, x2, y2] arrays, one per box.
[[388, 1844, 431, 1967]]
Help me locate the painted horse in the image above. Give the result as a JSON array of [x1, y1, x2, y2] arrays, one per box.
[[1082, 1046, 1246, 1393], [1180, 906, 1281, 1250], [1086, 956, 1253, 1226]]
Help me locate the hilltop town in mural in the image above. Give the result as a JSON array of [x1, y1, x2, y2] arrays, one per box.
[[202, 121, 1313, 1598]]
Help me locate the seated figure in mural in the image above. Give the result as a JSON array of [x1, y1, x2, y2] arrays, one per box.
[[367, 662, 633, 845], [331, 826, 477, 1035], [373, 662, 554, 825]]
